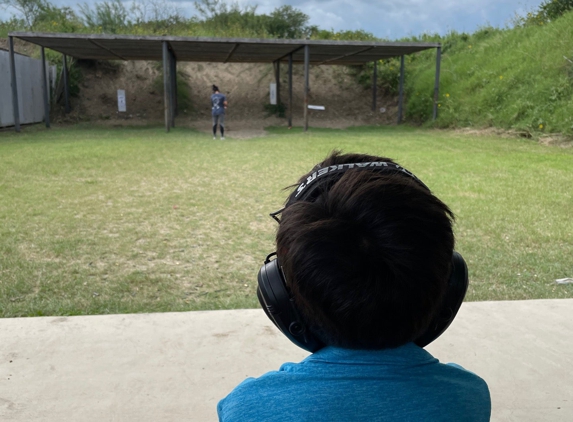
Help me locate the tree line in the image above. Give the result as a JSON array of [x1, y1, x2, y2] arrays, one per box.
[[4, 0, 569, 41], [0, 0, 379, 40]]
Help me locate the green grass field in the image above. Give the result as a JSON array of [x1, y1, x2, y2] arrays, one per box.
[[1, 124, 572, 317]]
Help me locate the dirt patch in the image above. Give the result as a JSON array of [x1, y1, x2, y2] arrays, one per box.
[[0, 38, 36, 56], [191, 117, 275, 139], [454, 127, 573, 147], [453, 127, 528, 139], [538, 135, 573, 148]]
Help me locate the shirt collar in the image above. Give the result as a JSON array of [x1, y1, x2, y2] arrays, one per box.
[[303, 342, 437, 367]]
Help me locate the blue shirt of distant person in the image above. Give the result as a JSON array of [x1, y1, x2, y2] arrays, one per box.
[[211, 84, 227, 140]]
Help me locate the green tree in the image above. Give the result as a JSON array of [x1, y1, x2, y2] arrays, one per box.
[[130, 0, 183, 25], [265, 5, 309, 39], [35, 4, 82, 32], [79, 0, 129, 33], [194, 0, 257, 20], [193, 0, 264, 36], [0, 0, 49, 27], [311, 28, 378, 41], [514, 0, 573, 26], [539, 0, 573, 20]]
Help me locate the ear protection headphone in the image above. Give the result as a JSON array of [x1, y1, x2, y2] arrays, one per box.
[[257, 161, 469, 353]]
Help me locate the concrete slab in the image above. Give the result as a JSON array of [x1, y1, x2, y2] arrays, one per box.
[[0, 299, 571, 421]]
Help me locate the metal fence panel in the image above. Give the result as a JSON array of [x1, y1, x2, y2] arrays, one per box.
[[0, 50, 56, 128]]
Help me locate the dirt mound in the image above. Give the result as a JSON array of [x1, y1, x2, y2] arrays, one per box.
[[61, 59, 400, 133]]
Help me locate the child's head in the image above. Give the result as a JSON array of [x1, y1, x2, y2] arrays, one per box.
[[275, 151, 455, 349]]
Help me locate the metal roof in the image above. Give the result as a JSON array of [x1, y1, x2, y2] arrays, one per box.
[[9, 32, 439, 65]]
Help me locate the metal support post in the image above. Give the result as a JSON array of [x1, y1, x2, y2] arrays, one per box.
[[63, 54, 70, 114], [275, 60, 281, 108], [433, 46, 441, 121], [288, 54, 293, 128], [41, 47, 51, 128], [162, 41, 170, 132], [169, 49, 176, 127], [303, 45, 309, 132], [397, 55, 405, 124], [174, 55, 179, 117], [8, 36, 20, 132], [372, 60, 377, 112]]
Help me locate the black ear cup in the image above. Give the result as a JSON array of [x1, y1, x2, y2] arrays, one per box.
[[257, 254, 324, 353], [257, 252, 468, 351], [414, 251, 469, 348]]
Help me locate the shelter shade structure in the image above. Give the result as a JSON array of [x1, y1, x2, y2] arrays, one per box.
[[8, 32, 441, 132]]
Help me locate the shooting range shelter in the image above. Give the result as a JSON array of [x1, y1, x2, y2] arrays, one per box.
[[8, 32, 442, 133]]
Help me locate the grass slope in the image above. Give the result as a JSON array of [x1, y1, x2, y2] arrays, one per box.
[[0, 125, 572, 317], [406, 11, 573, 137]]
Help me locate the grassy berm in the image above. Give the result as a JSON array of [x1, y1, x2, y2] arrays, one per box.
[[404, 10, 573, 137]]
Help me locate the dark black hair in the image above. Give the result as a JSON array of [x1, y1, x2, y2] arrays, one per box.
[[212, 84, 219, 92], [276, 151, 455, 349]]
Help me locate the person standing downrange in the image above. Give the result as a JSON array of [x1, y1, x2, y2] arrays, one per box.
[[211, 85, 227, 140]]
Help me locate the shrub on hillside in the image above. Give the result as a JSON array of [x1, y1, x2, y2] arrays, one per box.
[[514, 0, 573, 26]]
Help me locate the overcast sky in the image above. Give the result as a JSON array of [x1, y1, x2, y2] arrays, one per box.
[[1, 0, 545, 39]]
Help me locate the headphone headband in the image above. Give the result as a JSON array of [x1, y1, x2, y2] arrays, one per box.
[[286, 161, 429, 207]]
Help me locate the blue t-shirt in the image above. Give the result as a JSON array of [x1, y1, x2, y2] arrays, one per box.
[[211, 93, 226, 116], [218, 343, 490, 422]]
